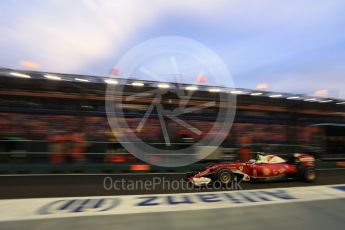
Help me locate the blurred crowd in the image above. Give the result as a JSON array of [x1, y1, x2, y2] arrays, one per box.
[[0, 112, 321, 164]]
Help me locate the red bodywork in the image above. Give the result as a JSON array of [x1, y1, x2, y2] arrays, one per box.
[[188, 153, 315, 182]]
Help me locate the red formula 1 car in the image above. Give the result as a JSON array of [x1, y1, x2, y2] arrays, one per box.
[[186, 153, 316, 186]]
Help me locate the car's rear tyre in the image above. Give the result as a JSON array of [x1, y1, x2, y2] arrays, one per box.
[[216, 169, 234, 185], [300, 167, 316, 182]]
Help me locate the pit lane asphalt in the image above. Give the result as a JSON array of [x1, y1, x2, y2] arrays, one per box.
[[1, 198, 344, 230], [0, 169, 344, 199]]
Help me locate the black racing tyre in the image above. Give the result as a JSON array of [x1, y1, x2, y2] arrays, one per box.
[[216, 169, 234, 185], [300, 167, 317, 182]]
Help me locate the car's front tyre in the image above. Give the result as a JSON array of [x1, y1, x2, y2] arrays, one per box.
[[216, 169, 234, 185]]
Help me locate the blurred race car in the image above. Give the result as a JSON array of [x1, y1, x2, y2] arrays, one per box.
[[186, 153, 316, 186]]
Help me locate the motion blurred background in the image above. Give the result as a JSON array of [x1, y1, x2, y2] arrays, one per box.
[[0, 68, 344, 172], [0, 0, 345, 173], [1, 2, 345, 230]]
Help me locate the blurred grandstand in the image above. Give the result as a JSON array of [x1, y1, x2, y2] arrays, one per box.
[[0, 68, 344, 173]]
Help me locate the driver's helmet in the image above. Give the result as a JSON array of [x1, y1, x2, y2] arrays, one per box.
[[256, 152, 266, 158], [256, 152, 267, 161]]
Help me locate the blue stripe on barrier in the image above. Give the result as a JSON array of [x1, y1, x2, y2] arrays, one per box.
[[332, 185, 345, 191]]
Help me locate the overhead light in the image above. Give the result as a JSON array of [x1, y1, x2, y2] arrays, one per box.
[[287, 96, 300, 100], [230, 90, 244, 94], [208, 88, 221, 93], [319, 100, 333, 103], [44, 74, 61, 80], [256, 83, 269, 90], [10, 72, 31, 78], [157, 83, 170, 88], [336, 102, 345, 105], [186, 85, 198, 91], [304, 98, 317, 102], [250, 92, 263, 96], [75, 78, 89, 82], [269, 94, 282, 98], [20, 60, 39, 69], [104, 79, 118, 84], [132, 82, 144, 87]]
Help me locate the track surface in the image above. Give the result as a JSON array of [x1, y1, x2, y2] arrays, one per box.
[[1, 198, 344, 230], [0, 170, 344, 230], [1, 169, 344, 199]]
